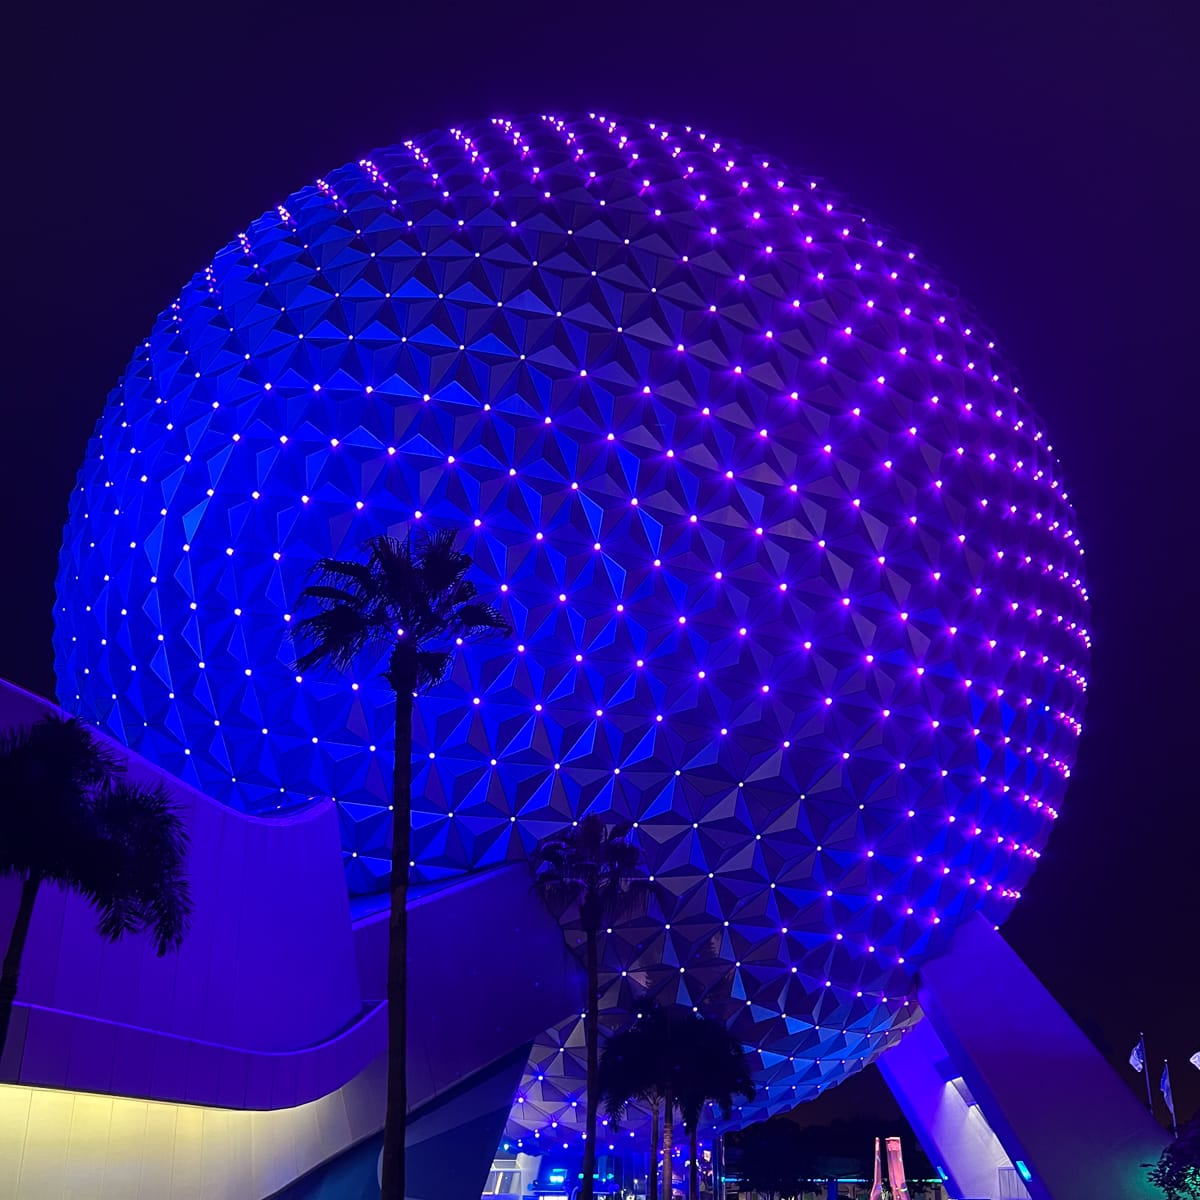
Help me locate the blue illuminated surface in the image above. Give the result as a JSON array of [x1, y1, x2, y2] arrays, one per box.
[[54, 114, 1089, 1135]]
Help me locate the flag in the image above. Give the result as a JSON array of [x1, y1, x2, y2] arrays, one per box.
[[1130, 1036, 1146, 1073], [1190, 1051, 1200, 1072], [1161, 1062, 1176, 1124]]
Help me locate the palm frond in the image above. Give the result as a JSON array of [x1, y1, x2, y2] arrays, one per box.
[[31, 714, 125, 786], [88, 779, 192, 955], [530, 815, 656, 932], [531, 875, 585, 916], [415, 650, 453, 691], [414, 527, 471, 598], [290, 527, 510, 692], [599, 874, 663, 925], [599, 1023, 664, 1126], [306, 556, 376, 593], [671, 1009, 755, 1129], [299, 584, 366, 606], [291, 603, 380, 673], [1, 716, 124, 879], [370, 535, 422, 619], [447, 599, 510, 640], [0, 720, 192, 957]]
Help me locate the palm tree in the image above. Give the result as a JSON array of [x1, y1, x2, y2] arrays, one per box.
[[599, 1004, 675, 1200], [0, 715, 191, 1055], [673, 1013, 754, 1200], [292, 528, 509, 1200], [531, 816, 657, 1200], [600, 1004, 753, 1200]]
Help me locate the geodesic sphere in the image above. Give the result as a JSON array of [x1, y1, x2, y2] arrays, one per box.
[[54, 114, 1089, 1127]]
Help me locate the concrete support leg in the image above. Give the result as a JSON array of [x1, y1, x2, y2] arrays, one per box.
[[878, 1018, 1016, 1200], [267, 1042, 532, 1200], [878, 914, 1166, 1199], [406, 1042, 533, 1200]]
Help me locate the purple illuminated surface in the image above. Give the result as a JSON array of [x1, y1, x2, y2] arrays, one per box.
[[52, 113, 1089, 1141]]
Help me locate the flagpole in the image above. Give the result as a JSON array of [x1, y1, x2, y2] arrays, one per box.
[[1141, 1033, 1155, 1115]]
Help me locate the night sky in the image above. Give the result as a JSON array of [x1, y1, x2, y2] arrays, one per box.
[[4, 0, 1195, 1127]]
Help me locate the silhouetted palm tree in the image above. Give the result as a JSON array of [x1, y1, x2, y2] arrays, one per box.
[[532, 816, 657, 1200], [292, 528, 509, 1200], [600, 1004, 675, 1200], [600, 1004, 753, 1200], [0, 715, 191, 1055], [674, 1013, 754, 1200]]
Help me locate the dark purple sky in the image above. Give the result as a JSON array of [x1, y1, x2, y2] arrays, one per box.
[[3, 0, 1195, 1125]]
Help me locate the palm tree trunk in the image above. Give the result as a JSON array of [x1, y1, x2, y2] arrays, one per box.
[[580, 927, 599, 1200], [648, 1096, 661, 1200], [0, 874, 40, 1058], [688, 1124, 700, 1200], [662, 1083, 674, 1200], [380, 690, 413, 1200]]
